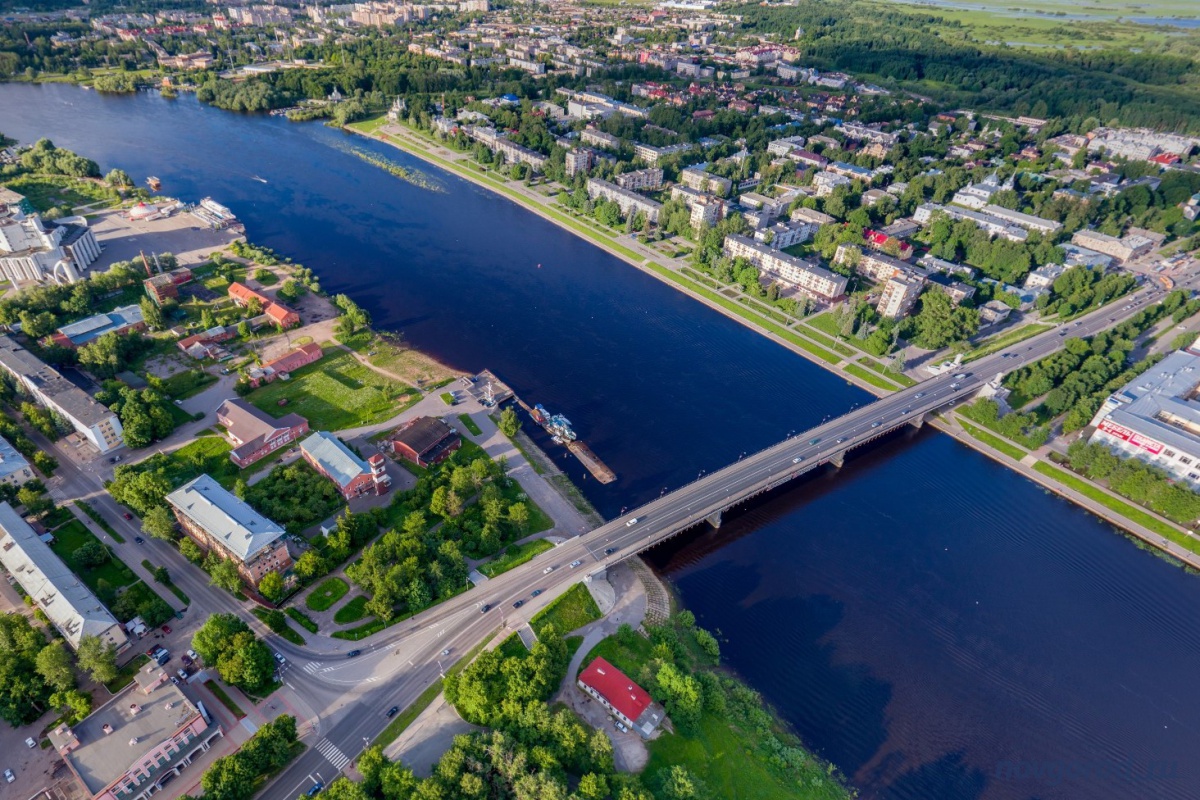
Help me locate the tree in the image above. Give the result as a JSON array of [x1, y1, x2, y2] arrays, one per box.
[[191, 613, 251, 665], [258, 571, 285, 604], [73, 540, 110, 568], [179, 537, 204, 563], [139, 297, 165, 331], [499, 407, 520, 437], [51, 688, 92, 723], [508, 502, 529, 532], [35, 642, 75, 692], [76, 635, 118, 684], [105, 168, 133, 187], [209, 557, 243, 594], [142, 504, 176, 541]]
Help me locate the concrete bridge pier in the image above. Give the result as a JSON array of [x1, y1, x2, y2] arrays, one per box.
[[585, 566, 607, 583], [909, 413, 925, 430], [829, 451, 845, 468], [706, 509, 723, 529]]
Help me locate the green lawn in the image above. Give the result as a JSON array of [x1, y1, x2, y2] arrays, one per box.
[[963, 323, 1054, 362], [75, 500, 124, 543], [246, 348, 419, 430], [286, 607, 319, 633], [203, 679, 246, 719], [530, 583, 601, 637], [478, 538, 555, 578], [457, 414, 483, 436], [2, 174, 117, 212], [496, 633, 529, 660], [48, 520, 137, 594], [305, 577, 349, 611], [843, 363, 898, 391], [252, 607, 305, 645], [1034, 462, 1200, 555], [159, 370, 217, 400], [333, 595, 370, 624], [958, 418, 1027, 461], [105, 654, 149, 694]]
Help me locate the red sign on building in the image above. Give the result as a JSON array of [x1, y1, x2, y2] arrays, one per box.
[[1098, 418, 1164, 455]]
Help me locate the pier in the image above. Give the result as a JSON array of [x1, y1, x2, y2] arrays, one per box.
[[506, 394, 617, 484]]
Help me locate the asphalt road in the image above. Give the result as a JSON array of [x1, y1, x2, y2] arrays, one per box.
[[260, 281, 1185, 799]]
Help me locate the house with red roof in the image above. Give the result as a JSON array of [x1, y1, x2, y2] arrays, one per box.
[[864, 229, 914, 260], [577, 657, 665, 737], [227, 281, 300, 330], [245, 342, 322, 388]]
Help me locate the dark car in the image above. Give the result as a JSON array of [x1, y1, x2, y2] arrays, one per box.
[[123, 512, 133, 520], [307, 783, 324, 797], [531, 589, 543, 597], [512, 600, 525, 609], [386, 706, 400, 718], [161, 624, 172, 634], [134, 536, 144, 544], [604, 547, 617, 555], [481, 604, 491, 613], [346, 649, 361, 658]]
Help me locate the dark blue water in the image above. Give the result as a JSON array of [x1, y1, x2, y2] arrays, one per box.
[[7, 84, 1200, 799]]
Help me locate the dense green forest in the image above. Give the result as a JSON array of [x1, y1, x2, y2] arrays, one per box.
[[735, 1, 1200, 133]]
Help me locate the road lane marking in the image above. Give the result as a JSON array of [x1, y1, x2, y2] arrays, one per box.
[[314, 738, 350, 769]]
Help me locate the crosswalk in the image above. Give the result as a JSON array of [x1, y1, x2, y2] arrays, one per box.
[[302, 661, 320, 675], [314, 738, 351, 770]]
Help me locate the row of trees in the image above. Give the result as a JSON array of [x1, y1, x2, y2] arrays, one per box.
[[191, 613, 277, 696], [96, 384, 180, 449], [0, 613, 96, 728], [1066, 441, 1200, 526], [201, 715, 298, 800]]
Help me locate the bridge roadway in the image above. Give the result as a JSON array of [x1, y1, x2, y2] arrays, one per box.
[[260, 282, 1172, 800]]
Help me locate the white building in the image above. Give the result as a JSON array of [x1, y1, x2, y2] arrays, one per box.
[[950, 172, 1010, 211], [463, 126, 547, 172], [1089, 349, 1200, 488], [580, 127, 621, 150], [914, 203, 1028, 243], [679, 166, 731, 196], [723, 234, 847, 302], [790, 207, 835, 240], [877, 273, 924, 319], [1070, 230, 1155, 264], [0, 502, 128, 652], [0, 435, 33, 487], [615, 168, 664, 192], [0, 208, 100, 285], [812, 171, 851, 197], [0, 334, 123, 453], [754, 220, 809, 250], [564, 149, 593, 178], [633, 142, 693, 166], [1024, 263, 1066, 291]]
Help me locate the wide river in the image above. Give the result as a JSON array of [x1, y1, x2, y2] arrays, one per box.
[[6, 85, 1200, 799]]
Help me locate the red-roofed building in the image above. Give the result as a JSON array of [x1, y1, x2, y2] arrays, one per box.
[[246, 342, 323, 387], [864, 229, 914, 260], [1150, 152, 1180, 166], [227, 282, 300, 330], [577, 657, 665, 737]]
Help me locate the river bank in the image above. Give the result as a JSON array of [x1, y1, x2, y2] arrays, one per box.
[[342, 115, 1200, 573]]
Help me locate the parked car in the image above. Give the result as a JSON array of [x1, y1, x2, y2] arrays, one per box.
[[177, 669, 188, 681], [161, 625, 171, 634], [181, 654, 192, 666], [24, 738, 35, 748], [4, 768, 14, 783], [185, 649, 199, 662]]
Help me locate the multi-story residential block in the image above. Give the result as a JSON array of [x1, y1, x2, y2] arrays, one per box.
[[586, 179, 663, 223], [389, 416, 462, 467], [51, 305, 146, 349], [0, 435, 33, 486], [633, 142, 692, 166], [300, 431, 390, 500], [679, 166, 732, 196], [754, 220, 810, 250], [0, 334, 123, 453], [723, 234, 847, 302], [615, 168, 664, 192], [976, 204, 1062, 235], [863, 229, 914, 260], [840, 123, 898, 148], [51, 664, 223, 800], [951, 172, 1010, 210], [1070, 230, 1155, 264], [217, 398, 309, 469], [564, 148, 593, 177], [812, 171, 852, 197], [1024, 263, 1067, 291], [789, 207, 835, 239], [580, 127, 621, 150], [877, 273, 924, 319], [464, 126, 548, 171], [165, 474, 291, 584], [914, 203, 1028, 243], [0, 502, 129, 651]]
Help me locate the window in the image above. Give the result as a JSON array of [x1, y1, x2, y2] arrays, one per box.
[[1164, 449, 1176, 458], [1181, 457, 1193, 465]]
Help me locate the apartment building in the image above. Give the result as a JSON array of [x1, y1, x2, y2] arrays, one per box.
[[586, 179, 663, 223], [723, 234, 847, 302]]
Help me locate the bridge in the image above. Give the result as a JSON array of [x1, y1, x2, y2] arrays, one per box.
[[260, 282, 1169, 800]]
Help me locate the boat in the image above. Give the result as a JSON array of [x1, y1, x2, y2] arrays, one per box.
[[530, 404, 548, 424], [146, 176, 162, 190], [547, 413, 577, 442]]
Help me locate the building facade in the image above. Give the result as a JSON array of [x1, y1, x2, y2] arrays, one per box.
[[877, 273, 924, 319], [0, 502, 128, 652], [0, 334, 123, 453], [615, 167, 664, 192], [0, 208, 100, 285], [165, 475, 291, 584], [300, 431, 390, 500], [51, 305, 146, 349], [577, 657, 664, 737], [389, 416, 461, 467], [217, 398, 309, 468], [1088, 349, 1200, 488], [723, 234, 847, 302], [586, 179, 663, 223]]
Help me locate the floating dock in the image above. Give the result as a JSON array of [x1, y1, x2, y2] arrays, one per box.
[[510, 395, 616, 484]]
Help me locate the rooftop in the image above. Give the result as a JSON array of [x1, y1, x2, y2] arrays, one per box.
[[0, 334, 119, 427], [62, 670, 206, 794], [579, 656, 653, 725], [165, 474, 286, 562], [0, 502, 122, 649], [0, 434, 31, 480], [56, 304, 145, 347], [300, 431, 367, 489], [391, 416, 458, 457], [1098, 349, 1200, 458]]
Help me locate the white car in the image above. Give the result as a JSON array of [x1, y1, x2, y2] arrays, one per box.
[[625, 518, 640, 527], [569, 560, 582, 568], [542, 566, 555, 574], [24, 737, 35, 748], [4, 769, 14, 783]]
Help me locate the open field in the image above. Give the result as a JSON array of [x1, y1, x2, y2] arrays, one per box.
[[305, 577, 349, 611], [529, 583, 601, 637], [246, 348, 420, 430], [337, 330, 456, 388]]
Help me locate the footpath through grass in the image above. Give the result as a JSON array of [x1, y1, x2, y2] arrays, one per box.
[[457, 414, 483, 436]]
